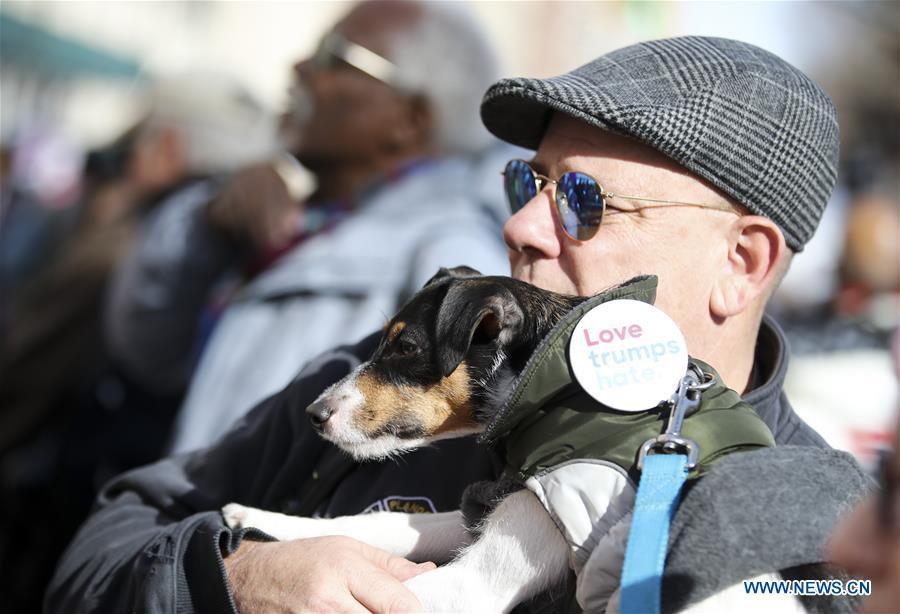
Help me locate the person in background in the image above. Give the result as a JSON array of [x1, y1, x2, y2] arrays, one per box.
[[0, 72, 273, 614], [0, 132, 81, 337], [836, 191, 899, 332], [775, 190, 899, 462], [828, 330, 900, 614], [105, 0, 511, 454]]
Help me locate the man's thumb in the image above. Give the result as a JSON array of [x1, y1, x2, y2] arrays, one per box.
[[359, 541, 436, 581], [392, 560, 436, 582]]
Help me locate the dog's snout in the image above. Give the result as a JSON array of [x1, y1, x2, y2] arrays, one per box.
[[306, 400, 333, 430]]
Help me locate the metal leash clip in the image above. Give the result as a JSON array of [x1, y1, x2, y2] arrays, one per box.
[[637, 364, 716, 471]]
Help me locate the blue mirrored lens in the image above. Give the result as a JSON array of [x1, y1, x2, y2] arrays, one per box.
[[557, 172, 604, 240], [504, 159, 538, 213]]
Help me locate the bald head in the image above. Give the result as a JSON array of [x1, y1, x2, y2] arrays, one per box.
[[335, 0, 499, 154], [333, 0, 424, 59]]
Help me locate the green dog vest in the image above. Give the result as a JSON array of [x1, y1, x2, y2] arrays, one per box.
[[478, 275, 775, 611]]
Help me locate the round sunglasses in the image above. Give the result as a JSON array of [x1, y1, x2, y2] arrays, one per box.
[[502, 159, 738, 241]]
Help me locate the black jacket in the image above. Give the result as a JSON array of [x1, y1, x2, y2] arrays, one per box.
[[46, 317, 829, 613]]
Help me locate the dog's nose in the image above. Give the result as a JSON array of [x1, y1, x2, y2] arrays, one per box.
[[306, 400, 333, 430]]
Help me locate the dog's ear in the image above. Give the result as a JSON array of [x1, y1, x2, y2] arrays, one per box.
[[435, 281, 523, 377], [423, 265, 483, 289]]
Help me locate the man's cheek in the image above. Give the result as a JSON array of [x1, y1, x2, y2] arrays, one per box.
[[520, 268, 578, 296]]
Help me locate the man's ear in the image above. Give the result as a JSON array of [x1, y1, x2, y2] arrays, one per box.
[[386, 94, 433, 152], [406, 94, 432, 144], [435, 281, 523, 377], [710, 215, 788, 318]]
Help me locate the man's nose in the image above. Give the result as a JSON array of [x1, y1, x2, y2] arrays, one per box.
[[502, 191, 562, 258], [292, 58, 322, 86], [306, 400, 333, 431]]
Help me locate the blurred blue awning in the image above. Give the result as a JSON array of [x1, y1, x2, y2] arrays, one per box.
[[1, 11, 141, 80]]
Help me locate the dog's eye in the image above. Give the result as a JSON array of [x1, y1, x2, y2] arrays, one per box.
[[397, 339, 419, 357]]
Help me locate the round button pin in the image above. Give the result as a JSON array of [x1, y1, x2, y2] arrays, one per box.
[[568, 299, 689, 412]]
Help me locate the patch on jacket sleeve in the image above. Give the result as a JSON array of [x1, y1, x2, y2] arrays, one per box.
[[362, 495, 437, 514]]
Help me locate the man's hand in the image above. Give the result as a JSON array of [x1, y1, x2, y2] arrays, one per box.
[[224, 536, 435, 613], [207, 163, 303, 253]]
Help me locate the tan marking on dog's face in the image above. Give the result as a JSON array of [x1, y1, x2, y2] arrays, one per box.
[[386, 321, 406, 343], [353, 363, 475, 438]]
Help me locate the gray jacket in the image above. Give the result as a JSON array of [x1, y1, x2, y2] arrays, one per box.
[[106, 151, 513, 454]]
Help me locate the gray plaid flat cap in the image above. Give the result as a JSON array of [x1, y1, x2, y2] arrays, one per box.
[[481, 36, 839, 251]]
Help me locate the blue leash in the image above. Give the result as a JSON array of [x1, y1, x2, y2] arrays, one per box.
[[619, 368, 711, 614], [620, 454, 689, 614]]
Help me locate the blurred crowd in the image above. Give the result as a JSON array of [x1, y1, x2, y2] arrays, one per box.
[[0, 71, 279, 610], [1, 3, 513, 609], [0, 1, 897, 612]]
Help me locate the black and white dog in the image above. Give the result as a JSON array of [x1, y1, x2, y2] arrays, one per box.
[[225, 266, 585, 611]]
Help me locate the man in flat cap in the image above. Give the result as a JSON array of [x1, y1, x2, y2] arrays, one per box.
[[47, 37, 868, 613]]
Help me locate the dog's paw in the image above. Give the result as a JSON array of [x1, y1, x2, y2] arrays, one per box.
[[220, 504, 315, 540], [222, 503, 252, 529]]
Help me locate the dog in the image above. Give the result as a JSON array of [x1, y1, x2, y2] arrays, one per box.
[[223, 266, 622, 611]]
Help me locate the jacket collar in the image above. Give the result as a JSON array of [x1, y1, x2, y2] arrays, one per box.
[[742, 314, 825, 446], [742, 314, 788, 414]]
